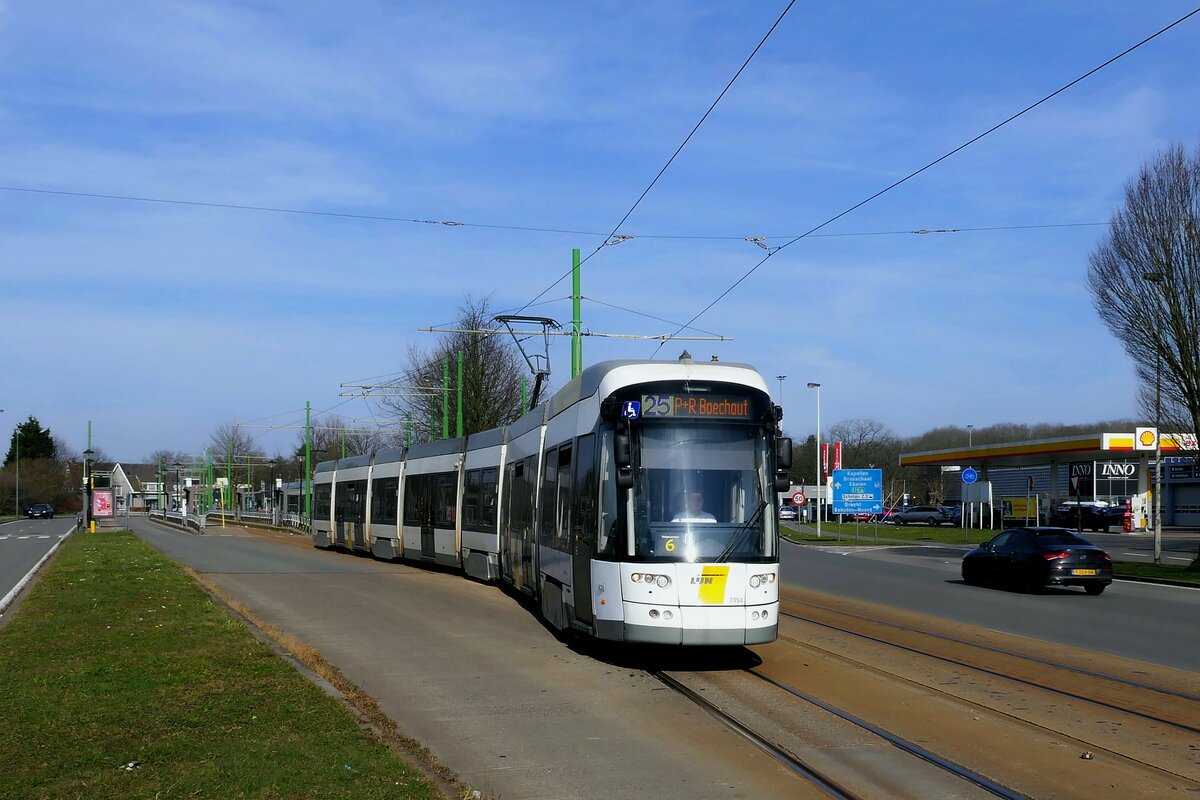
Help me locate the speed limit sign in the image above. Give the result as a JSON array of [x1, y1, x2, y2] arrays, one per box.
[[791, 491, 807, 506]]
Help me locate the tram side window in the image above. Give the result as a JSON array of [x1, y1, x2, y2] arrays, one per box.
[[434, 472, 457, 528], [371, 477, 398, 525], [507, 458, 534, 538], [539, 448, 559, 546], [404, 474, 432, 525], [554, 445, 572, 548], [524, 456, 538, 537], [502, 460, 520, 535], [337, 480, 367, 524], [313, 484, 332, 519], [481, 467, 498, 529], [598, 430, 620, 556], [463, 469, 482, 529], [573, 434, 597, 552]]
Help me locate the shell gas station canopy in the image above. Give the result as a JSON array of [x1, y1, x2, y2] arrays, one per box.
[[899, 430, 1197, 470]]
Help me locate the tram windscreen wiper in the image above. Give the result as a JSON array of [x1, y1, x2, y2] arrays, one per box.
[[716, 500, 767, 563]]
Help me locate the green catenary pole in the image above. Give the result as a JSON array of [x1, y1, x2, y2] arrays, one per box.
[[406, 412, 413, 447], [521, 376, 528, 415], [571, 247, 582, 378], [442, 357, 450, 440], [340, 428, 346, 459], [456, 350, 464, 438]]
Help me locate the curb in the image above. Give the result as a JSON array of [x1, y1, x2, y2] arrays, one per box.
[[1112, 574, 1200, 588]]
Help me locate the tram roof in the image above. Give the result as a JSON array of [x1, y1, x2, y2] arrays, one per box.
[[548, 358, 766, 418], [899, 431, 1196, 469]]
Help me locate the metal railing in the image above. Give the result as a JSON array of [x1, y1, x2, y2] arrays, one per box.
[[149, 506, 309, 534]]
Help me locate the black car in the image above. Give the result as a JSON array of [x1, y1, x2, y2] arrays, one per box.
[[1050, 503, 1114, 532], [891, 505, 950, 526], [26, 503, 54, 519], [962, 527, 1113, 595]]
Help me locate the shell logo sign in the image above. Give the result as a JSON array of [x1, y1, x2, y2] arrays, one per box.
[[1136, 427, 1158, 450]]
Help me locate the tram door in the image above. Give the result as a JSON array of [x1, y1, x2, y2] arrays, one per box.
[[500, 460, 519, 586], [571, 434, 597, 625], [340, 481, 366, 549], [501, 456, 538, 594]]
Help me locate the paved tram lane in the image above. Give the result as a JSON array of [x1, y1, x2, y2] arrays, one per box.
[[0, 517, 76, 614], [127, 518, 810, 800], [779, 538, 1200, 673]]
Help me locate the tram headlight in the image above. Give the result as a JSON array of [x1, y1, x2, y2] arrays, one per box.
[[750, 572, 776, 587], [663, 610, 673, 620], [649, 609, 660, 619], [655, 575, 671, 588], [631, 573, 643, 583]]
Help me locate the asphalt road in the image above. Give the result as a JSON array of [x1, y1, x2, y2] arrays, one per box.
[[0, 516, 75, 613], [778, 537, 1200, 672]]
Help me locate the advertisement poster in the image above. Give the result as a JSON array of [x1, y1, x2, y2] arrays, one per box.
[[92, 489, 115, 518]]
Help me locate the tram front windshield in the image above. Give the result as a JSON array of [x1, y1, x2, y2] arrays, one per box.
[[633, 422, 775, 563]]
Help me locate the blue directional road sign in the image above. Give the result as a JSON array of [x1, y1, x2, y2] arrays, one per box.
[[962, 467, 978, 484], [831, 469, 883, 515]]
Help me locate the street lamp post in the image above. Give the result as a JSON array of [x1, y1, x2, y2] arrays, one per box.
[[776, 375, 787, 406], [807, 382, 822, 538], [268, 460, 279, 525], [171, 462, 183, 513], [1144, 271, 1165, 565], [966, 424, 974, 448], [83, 448, 95, 532]]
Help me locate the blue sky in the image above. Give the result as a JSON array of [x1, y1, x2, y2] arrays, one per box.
[[3, 1, 1198, 461]]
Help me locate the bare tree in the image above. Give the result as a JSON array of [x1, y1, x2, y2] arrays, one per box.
[[1088, 141, 1200, 443], [144, 448, 187, 468], [206, 422, 267, 489], [288, 413, 388, 467], [828, 418, 900, 469], [379, 295, 531, 439]]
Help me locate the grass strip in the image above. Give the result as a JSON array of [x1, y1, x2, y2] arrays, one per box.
[[781, 522, 996, 546], [1111, 560, 1200, 583], [0, 529, 443, 800]]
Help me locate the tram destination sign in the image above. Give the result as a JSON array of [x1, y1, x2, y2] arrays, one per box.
[[831, 468, 884, 515], [640, 394, 753, 419]]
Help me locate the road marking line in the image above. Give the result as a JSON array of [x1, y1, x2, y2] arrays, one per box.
[[1, 525, 77, 615], [1167, 556, 1191, 562], [17, 536, 29, 539], [37, 535, 50, 539]]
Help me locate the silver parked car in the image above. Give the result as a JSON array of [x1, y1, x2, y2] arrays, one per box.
[[891, 505, 949, 526]]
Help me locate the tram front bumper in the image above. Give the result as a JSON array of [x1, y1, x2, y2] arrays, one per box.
[[595, 602, 778, 645]]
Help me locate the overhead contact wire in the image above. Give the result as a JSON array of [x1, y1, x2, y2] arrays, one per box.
[[653, 6, 1200, 355], [512, 0, 798, 315]]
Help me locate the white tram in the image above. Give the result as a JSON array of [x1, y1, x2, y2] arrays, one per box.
[[312, 354, 791, 645]]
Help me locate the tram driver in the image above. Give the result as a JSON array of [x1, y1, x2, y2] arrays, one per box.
[[672, 491, 717, 523]]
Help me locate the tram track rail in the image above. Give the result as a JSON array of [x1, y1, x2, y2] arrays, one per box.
[[653, 670, 866, 800], [653, 668, 1031, 800], [778, 596, 1200, 736]]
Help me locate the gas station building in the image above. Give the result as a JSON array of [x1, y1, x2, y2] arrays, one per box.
[[899, 430, 1200, 529]]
